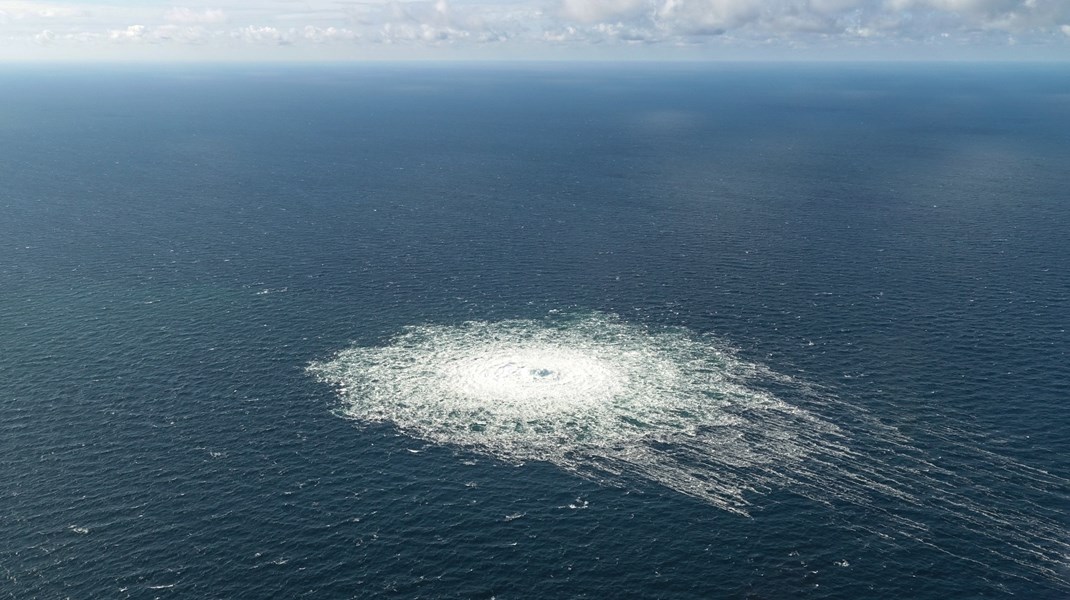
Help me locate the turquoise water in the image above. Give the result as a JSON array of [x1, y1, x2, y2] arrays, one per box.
[[1, 64, 1067, 598]]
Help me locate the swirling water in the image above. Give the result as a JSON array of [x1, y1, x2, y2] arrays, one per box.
[[1, 64, 1068, 598]]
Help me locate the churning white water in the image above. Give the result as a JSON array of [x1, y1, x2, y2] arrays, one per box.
[[309, 312, 1068, 586], [308, 313, 843, 514]]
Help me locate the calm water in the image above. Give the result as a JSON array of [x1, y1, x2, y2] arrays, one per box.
[[1, 64, 1068, 598]]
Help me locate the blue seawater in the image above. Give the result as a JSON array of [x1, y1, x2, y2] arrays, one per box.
[[1, 64, 1068, 598]]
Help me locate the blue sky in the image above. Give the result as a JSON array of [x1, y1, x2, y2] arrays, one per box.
[[2, 0, 1069, 61]]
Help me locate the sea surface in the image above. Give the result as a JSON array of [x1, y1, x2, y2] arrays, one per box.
[[1, 63, 1068, 599]]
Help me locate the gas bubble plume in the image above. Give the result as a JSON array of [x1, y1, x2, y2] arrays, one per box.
[[309, 312, 1068, 588]]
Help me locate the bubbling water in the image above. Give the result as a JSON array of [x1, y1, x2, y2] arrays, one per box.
[[309, 312, 1069, 588], [308, 313, 844, 514]]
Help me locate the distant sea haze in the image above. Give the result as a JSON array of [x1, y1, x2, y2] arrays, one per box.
[[1, 64, 1067, 599]]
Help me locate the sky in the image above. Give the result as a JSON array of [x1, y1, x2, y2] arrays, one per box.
[[1, 0, 1069, 61]]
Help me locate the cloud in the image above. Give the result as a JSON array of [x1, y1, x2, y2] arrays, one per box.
[[234, 25, 289, 45], [33, 28, 55, 44], [3, 0, 1069, 59], [108, 24, 148, 42], [0, 1, 87, 20], [301, 25, 357, 43], [561, 0, 648, 23], [883, 0, 1070, 32], [154, 24, 218, 44], [164, 7, 227, 25], [655, 0, 762, 36], [378, 22, 471, 44]]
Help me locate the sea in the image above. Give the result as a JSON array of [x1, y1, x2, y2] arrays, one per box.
[[1, 63, 1067, 599]]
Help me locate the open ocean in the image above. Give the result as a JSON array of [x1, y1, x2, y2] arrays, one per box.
[[1, 64, 1068, 598]]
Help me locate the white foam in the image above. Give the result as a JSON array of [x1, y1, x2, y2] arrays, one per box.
[[309, 312, 843, 514], [309, 311, 1069, 588]]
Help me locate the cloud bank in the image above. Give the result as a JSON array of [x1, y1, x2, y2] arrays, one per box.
[[2, 0, 1068, 60]]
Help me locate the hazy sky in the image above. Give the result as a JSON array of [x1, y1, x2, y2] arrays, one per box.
[[2, 0, 1069, 61]]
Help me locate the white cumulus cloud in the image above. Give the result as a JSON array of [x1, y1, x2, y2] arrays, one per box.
[[108, 24, 148, 42], [234, 25, 289, 45], [301, 25, 357, 42]]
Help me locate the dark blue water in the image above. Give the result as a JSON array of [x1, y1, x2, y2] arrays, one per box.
[[2, 64, 1067, 598]]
